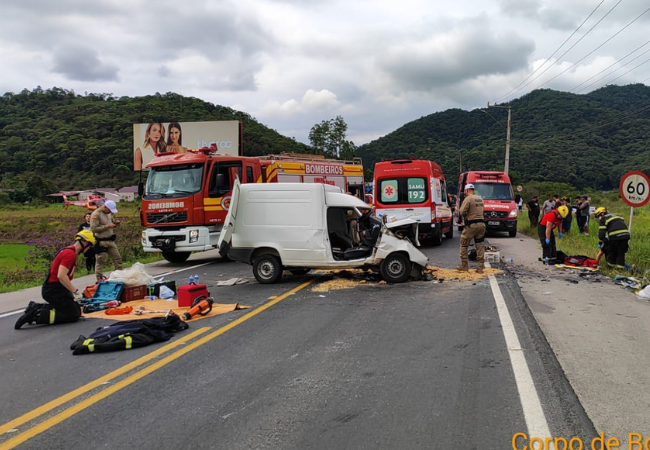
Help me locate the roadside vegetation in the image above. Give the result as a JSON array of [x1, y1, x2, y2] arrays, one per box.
[[0, 202, 161, 293], [517, 193, 649, 281]]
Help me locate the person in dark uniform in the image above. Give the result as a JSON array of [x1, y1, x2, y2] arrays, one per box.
[[525, 195, 540, 227], [15, 230, 96, 329], [78, 212, 96, 273], [594, 207, 631, 269]]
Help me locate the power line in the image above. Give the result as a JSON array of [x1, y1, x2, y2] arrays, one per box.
[[530, 5, 650, 93], [569, 38, 650, 92], [510, 103, 650, 147], [493, 0, 605, 103], [575, 46, 650, 93], [596, 55, 650, 87], [500, 0, 622, 102]]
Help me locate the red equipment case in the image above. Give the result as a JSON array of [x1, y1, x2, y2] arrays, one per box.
[[177, 284, 210, 307]]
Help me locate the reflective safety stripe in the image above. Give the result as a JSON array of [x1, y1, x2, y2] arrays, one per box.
[[49, 310, 56, 325], [83, 339, 94, 346], [609, 229, 629, 237], [605, 216, 624, 225], [88, 344, 95, 352], [124, 336, 133, 349]]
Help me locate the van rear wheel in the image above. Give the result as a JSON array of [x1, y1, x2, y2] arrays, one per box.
[[379, 253, 411, 283], [253, 254, 283, 284]]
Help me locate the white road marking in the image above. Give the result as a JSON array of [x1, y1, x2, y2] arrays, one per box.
[[486, 262, 552, 442]]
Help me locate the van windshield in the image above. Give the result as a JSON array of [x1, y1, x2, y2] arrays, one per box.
[[474, 182, 513, 200]]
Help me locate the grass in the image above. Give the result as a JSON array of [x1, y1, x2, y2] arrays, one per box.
[[517, 196, 650, 281], [0, 244, 30, 270], [0, 202, 165, 293]]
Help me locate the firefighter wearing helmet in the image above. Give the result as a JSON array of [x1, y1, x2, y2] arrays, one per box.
[[456, 183, 486, 274], [15, 230, 96, 329], [537, 205, 568, 262], [594, 207, 630, 269]]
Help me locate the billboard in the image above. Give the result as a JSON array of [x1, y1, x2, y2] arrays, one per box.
[[133, 120, 242, 171]]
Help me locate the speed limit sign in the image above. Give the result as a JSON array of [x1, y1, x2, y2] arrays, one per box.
[[516, 185, 523, 192], [620, 171, 650, 207]]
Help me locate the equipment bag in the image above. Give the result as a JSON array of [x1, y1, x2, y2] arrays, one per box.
[[564, 255, 599, 269], [70, 315, 189, 355]]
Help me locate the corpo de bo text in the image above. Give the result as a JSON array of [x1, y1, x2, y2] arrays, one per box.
[[513, 432, 650, 450]]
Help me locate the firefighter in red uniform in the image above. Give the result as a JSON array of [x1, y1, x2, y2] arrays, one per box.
[[537, 205, 568, 262], [15, 230, 96, 329]]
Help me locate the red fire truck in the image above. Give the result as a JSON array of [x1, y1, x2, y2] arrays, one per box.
[[141, 150, 365, 262]]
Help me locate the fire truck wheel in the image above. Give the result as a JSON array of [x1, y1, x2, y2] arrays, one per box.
[[379, 253, 411, 283], [162, 251, 191, 263], [253, 254, 283, 284]]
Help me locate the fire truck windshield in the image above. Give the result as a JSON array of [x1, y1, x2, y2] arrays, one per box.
[[145, 164, 203, 199]]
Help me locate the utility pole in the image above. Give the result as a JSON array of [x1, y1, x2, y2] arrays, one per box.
[[504, 107, 511, 174], [486, 102, 512, 175]]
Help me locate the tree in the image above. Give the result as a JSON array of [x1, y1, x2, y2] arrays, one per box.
[[308, 115, 356, 159]]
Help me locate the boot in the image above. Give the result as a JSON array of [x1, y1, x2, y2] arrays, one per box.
[[455, 262, 469, 272]]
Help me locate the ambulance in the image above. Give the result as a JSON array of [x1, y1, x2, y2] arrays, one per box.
[[372, 159, 453, 246]]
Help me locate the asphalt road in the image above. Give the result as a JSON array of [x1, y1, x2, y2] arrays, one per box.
[[0, 229, 597, 450]]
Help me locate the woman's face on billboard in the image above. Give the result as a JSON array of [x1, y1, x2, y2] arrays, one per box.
[[169, 126, 180, 144], [150, 124, 162, 142]]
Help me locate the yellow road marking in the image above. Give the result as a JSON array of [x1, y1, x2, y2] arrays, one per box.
[[0, 327, 211, 436], [0, 279, 315, 449]]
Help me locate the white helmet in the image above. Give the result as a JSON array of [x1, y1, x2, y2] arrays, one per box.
[[465, 183, 475, 190]]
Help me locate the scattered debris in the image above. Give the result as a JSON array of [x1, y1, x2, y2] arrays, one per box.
[[216, 278, 248, 286], [423, 265, 502, 282]]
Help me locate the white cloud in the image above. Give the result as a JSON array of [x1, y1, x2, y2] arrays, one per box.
[[0, 0, 648, 145]]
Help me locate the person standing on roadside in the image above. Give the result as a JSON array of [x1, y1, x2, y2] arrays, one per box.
[[578, 195, 590, 236], [538, 206, 568, 262], [526, 195, 540, 227], [542, 195, 555, 214], [91, 200, 123, 281], [77, 212, 96, 273], [14, 231, 96, 329], [456, 184, 486, 274], [573, 197, 584, 232]]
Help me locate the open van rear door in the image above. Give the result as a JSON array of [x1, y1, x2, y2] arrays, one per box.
[[216, 178, 240, 257]]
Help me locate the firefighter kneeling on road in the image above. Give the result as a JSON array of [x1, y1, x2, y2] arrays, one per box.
[[538, 205, 568, 262], [456, 184, 486, 274], [594, 207, 630, 269], [15, 230, 96, 329]]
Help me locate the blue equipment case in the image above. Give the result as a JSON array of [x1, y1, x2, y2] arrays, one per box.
[[90, 281, 125, 302]]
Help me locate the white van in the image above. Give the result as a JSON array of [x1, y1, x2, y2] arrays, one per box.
[[217, 181, 428, 284]]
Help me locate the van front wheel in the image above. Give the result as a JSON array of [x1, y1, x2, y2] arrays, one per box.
[[379, 253, 411, 283], [253, 254, 283, 284]]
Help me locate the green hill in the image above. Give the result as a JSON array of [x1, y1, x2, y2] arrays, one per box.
[[2, 84, 649, 202], [356, 84, 650, 191], [0, 88, 311, 200]]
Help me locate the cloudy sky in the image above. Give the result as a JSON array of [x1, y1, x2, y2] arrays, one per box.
[[1, 0, 649, 145]]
